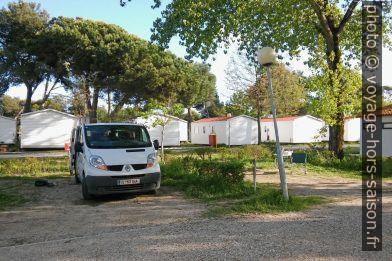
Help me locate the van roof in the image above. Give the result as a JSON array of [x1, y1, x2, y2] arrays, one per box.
[[84, 123, 144, 127]]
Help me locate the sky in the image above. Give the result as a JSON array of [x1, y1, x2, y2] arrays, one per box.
[[1, 0, 392, 103]]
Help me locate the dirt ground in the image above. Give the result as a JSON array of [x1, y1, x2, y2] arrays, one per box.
[[0, 178, 205, 247], [0, 175, 391, 260]]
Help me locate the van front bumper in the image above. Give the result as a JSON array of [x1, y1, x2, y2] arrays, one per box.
[[85, 172, 161, 195]]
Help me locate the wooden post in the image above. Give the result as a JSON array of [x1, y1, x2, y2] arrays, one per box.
[[253, 159, 257, 192]]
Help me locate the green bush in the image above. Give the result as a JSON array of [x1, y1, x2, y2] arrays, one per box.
[[194, 147, 216, 160], [192, 159, 246, 183], [237, 145, 274, 161], [161, 158, 248, 200], [161, 158, 245, 184], [216, 145, 273, 161], [306, 150, 362, 171]]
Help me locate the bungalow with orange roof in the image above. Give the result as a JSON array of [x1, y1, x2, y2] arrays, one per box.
[[360, 104, 392, 157], [191, 115, 258, 145], [260, 115, 328, 143]]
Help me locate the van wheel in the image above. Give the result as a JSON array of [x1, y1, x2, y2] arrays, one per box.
[[147, 189, 157, 195], [82, 177, 92, 200]]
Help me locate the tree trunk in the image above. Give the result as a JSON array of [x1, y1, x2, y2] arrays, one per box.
[[328, 113, 345, 159], [39, 77, 50, 110], [23, 85, 34, 113], [160, 126, 165, 162], [257, 103, 261, 145], [187, 107, 192, 141], [107, 87, 111, 122], [83, 85, 92, 123], [39, 78, 59, 110], [325, 34, 345, 159], [89, 87, 99, 123], [110, 93, 130, 118]]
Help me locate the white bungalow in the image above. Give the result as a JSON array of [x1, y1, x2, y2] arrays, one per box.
[[344, 117, 361, 142], [260, 115, 327, 143], [20, 109, 78, 149], [360, 105, 392, 157], [134, 114, 187, 147], [0, 115, 16, 144], [191, 115, 258, 145]]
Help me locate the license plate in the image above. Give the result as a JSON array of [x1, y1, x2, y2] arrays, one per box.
[[118, 179, 140, 185]]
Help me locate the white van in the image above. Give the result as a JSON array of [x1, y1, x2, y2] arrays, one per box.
[[70, 123, 161, 199]]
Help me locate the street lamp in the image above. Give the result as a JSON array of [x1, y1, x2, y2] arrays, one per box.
[[257, 47, 289, 200]]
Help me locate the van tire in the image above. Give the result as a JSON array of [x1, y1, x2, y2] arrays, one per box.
[[75, 174, 81, 184], [82, 177, 92, 200], [147, 189, 157, 195]]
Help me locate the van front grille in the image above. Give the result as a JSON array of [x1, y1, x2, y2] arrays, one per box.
[[107, 165, 123, 171], [110, 174, 145, 179], [132, 164, 147, 170], [107, 164, 148, 172], [97, 184, 144, 192]]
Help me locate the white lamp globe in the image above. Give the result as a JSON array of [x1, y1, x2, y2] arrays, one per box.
[[257, 47, 276, 66]]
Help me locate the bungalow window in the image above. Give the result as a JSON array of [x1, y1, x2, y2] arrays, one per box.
[[211, 126, 214, 132], [203, 126, 206, 134], [383, 123, 392, 129]]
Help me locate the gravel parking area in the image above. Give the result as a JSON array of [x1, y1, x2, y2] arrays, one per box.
[[0, 175, 391, 260]]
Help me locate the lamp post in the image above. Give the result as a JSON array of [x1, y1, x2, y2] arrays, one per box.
[[257, 47, 289, 200]]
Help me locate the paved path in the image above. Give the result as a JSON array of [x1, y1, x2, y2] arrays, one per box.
[[0, 176, 390, 260], [0, 151, 67, 159]]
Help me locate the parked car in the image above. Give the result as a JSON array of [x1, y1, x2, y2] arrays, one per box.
[[69, 123, 161, 199]]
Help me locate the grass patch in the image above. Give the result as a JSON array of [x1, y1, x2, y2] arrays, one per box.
[[253, 157, 392, 180], [0, 192, 28, 210], [161, 159, 330, 216], [0, 157, 69, 179], [207, 190, 329, 217]]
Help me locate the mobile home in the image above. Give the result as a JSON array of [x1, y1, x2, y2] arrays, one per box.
[[360, 105, 392, 157], [344, 117, 361, 142], [0, 116, 16, 144], [21, 109, 78, 149], [191, 115, 258, 145], [260, 115, 327, 143], [135, 114, 187, 146]]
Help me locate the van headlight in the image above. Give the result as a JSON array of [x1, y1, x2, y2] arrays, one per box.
[[89, 155, 108, 170], [147, 153, 156, 168]]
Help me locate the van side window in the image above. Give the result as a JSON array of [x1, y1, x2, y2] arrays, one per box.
[[76, 127, 82, 143], [71, 128, 76, 143]]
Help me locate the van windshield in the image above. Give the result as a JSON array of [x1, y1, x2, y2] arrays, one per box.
[[84, 125, 152, 149]]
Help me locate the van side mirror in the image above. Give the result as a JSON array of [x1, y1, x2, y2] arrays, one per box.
[[75, 142, 83, 153], [153, 140, 159, 150]]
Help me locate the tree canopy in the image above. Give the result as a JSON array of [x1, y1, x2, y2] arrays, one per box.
[[121, 0, 392, 157], [0, 1, 49, 113], [226, 54, 305, 118]]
